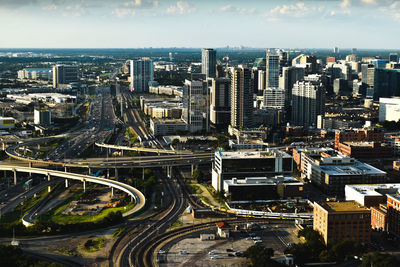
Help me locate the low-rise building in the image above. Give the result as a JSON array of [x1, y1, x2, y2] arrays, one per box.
[[294, 147, 387, 196], [222, 176, 303, 201], [337, 141, 392, 159], [334, 128, 384, 150], [212, 149, 293, 191], [150, 118, 187, 136], [313, 201, 371, 245], [345, 184, 400, 237], [0, 117, 16, 129]]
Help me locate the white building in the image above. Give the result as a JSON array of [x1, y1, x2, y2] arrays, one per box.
[[18, 68, 52, 80], [34, 109, 51, 125], [379, 97, 400, 122], [345, 184, 400, 207]]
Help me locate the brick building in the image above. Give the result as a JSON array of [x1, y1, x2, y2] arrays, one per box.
[[338, 142, 392, 159], [334, 129, 384, 150], [313, 201, 371, 245]]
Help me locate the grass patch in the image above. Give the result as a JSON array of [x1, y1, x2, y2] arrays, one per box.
[[82, 237, 107, 252], [169, 220, 183, 229], [50, 202, 135, 225], [189, 184, 203, 194], [112, 227, 126, 238], [56, 246, 80, 256]]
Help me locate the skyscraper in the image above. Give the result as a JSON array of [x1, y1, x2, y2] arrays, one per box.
[[361, 64, 375, 87], [266, 50, 280, 88], [210, 77, 231, 128], [182, 74, 209, 132], [52, 65, 78, 88], [201, 48, 216, 79], [373, 69, 400, 100], [231, 66, 253, 128], [279, 66, 305, 105], [130, 58, 154, 93], [291, 80, 325, 127], [389, 53, 399, 63]]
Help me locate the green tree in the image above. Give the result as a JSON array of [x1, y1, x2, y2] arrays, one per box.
[[192, 169, 204, 182], [360, 252, 400, 267], [244, 244, 284, 267]]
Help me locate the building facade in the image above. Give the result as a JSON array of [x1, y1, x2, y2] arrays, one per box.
[[52, 65, 78, 88], [130, 58, 154, 93], [201, 48, 216, 79], [266, 50, 279, 88], [291, 80, 325, 127], [230, 66, 253, 128], [182, 74, 209, 132], [210, 77, 231, 128], [212, 150, 293, 191], [313, 201, 371, 245]]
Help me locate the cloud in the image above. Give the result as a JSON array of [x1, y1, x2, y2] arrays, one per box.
[[265, 2, 325, 21], [219, 5, 256, 15], [166, 1, 196, 15], [111, 0, 159, 17]]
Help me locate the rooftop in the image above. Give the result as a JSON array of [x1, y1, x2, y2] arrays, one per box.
[[224, 176, 301, 186], [316, 161, 386, 176], [217, 149, 290, 159], [319, 201, 369, 212]]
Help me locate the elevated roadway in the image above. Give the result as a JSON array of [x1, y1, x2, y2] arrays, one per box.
[[95, 142, 192, 155], [0, 165, 146, 226]]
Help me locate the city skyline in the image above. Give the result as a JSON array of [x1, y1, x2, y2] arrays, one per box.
[[1, 0, 400, 49]]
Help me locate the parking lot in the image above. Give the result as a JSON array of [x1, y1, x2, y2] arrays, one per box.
[[159, 223, 300, 266]]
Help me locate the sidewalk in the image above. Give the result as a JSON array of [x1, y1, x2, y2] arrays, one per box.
[[192, 182, 221, 209]]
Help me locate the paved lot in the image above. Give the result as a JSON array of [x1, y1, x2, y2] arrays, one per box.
[[159, 223, 300, 267]]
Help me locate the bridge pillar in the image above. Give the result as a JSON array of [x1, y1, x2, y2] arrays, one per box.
[[115, 168, 118, 180], [37, 144, 40, 150], [3, 170, 6, 179], [64, 166, 67, 173], [191, 164, 194, 176], [65, 179, 69, 188], [2, 142, 5, 151], [13, 169, 17, 185], [83, 179, 86, 192], [111, 187, 114, 197], [88, 167, 91, 176], [121, 150, 124, 157], [142, 168, 145, 180]]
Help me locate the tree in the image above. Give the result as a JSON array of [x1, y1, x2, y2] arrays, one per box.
[[192, 169, 204, 182], [244, 244, 285, 267], [360, 252, 400, 267]]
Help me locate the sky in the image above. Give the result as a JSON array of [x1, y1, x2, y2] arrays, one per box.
[[0, 0, 399, 49]]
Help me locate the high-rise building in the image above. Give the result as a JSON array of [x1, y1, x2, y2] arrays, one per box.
[[291, 80, 325, 127], [52, 65, 78, 88], [266, 50, 280, 88], [231, 66, 253, 128], [34, 108, 51, 125], [373, 68, 400, 100], [278, 50, 290, 75], [130, 58, 154, 93], [292, 54, 317, 74], [182, 74, 209, 132], [201, 48, 216, 79], [333, 46, 340, 54], [279, 66, 305, 105], [361, 64, 375, 87], [210, 77, 231, 128], [258, 70, 266, 91], [263, 88, 285, 109], [389, 53, 399, 63]]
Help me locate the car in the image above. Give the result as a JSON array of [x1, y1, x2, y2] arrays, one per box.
[[253, 236, 261, 240], [158, 250, 166, 254], [235, 251, 244, 257], [210, 255, 219, 260], [226, 248, 234, 252], [254, 240, 263, 244], [208, 250, 217, 255], [228, 253, 235, 257], [246, 237, 252, 240], [180, 250, 189, 255]]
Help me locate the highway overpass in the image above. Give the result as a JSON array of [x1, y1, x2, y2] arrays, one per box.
[[0, 165, 146, 226]]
